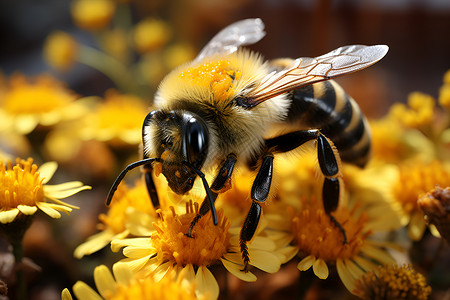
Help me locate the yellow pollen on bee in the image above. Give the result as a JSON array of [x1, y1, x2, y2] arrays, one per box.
[[290, 198, 369, 262], [0, 158, 45, 208], [179, 60, 241, 101], [175, 170, 181, 178], [151, 201, 231, 267]]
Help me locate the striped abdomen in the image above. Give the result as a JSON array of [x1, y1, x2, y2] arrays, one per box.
[[285, 80, 371, 167]]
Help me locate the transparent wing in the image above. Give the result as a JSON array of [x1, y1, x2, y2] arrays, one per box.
[[242, 45, 389, 108], [194, 18, 266, 62]]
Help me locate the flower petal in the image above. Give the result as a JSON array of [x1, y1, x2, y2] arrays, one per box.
[[221, 258, 257, 282], [61, 288, 73, 300], [336, 259, 356, 293], [0, 209, 20, 223], [112, 262, 133, 286], [360, 243, 395, 265], [17, 205, 38, 215], [408, 210, 426, 241], [36, 202, 61, 218], [45, 184, 91, 199], [297, 255, 315, 271], [196, 265, 219, 300], [118, 255, 153, 273], [74, 229, 116, 259], [93, 265, 117, 298], [248, 249, 281, 273], [38, 161, 58, 184], [312, 258, 329, 279], [14, 115, 39, 134], [72, 281, 103, 300]]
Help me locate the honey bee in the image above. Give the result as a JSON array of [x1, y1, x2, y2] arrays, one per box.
[[107, 18, 388, 271]]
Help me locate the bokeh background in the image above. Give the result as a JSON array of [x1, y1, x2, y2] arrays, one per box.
[[0, 0, 450, 299]]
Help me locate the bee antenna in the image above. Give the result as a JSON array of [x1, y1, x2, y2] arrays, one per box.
[[183, 161, 218, 226], [106, 158, 162, 206]]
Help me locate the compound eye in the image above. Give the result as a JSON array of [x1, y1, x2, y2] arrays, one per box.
[[184, 117, 209, 168]]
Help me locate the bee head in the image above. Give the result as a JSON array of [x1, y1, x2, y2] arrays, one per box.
[[144, 110, 210, 195]]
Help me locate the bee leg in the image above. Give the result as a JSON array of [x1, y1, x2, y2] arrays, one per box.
[[143, 164, 160, 209], [186, 154, 237, 238], [317, 134, 347, 244], [240, 154, 273, 272]]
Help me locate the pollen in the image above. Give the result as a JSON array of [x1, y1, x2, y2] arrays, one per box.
[[353, 264, 432, 300], [0, 158, 45, 209], [151, 201, 231, 267], [179, 60, 241, 101], [290, 197, 368, 262]]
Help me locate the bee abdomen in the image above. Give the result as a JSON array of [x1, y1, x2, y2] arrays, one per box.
[[285, 80, 371, 167]]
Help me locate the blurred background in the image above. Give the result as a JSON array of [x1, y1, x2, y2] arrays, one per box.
[[0, 0, 450, 299]]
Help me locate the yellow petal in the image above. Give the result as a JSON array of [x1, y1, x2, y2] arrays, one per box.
[[17, 205, 38, 215], [221, 258, 257, 282], [312, 258, 329, 279], [179, 264, 196, 290], [343, 259, 364, 279], [61, 288, 73, 300], [0, 209, 20, 223], [72, 281, 103, 300], [196, 265, 219, 300], [353, 256, 378, 273], [93, 265, 117, 298], [45, 184, 91, 199], [110, 237, 151, 252], [408, 210, 426, 241], [117, 256, 153, 273], [429, 224, 441, 238], [44, 181, 85, 192], [336, 259, 356, 293], [36, 202, 62, 218], [297, 255, 315, 271], [248, 249, 280, 273], [38, 161, 58, 184], [360, 244, 395, 265], [74, 229, 115, 259], [123, 245, 155, 259], [277, 246, 299, 264], [153, 261, 172, 282], [112, 262, 133, 286], [14, 115, 39, 134]]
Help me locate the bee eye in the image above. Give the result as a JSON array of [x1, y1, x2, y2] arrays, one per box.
[[183, 116, 209, 168]]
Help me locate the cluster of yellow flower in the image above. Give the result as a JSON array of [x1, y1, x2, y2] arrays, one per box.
[[1, 1, 449, 299]]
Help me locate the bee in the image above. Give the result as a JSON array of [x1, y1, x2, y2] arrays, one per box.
[[106, 18, 388, 271]]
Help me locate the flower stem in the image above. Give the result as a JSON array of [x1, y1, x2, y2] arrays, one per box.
[[11, 238, 26, 300], [77, 44, 139, 94]]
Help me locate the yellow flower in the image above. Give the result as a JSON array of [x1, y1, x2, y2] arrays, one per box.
[[71, 0, 116, 31], [0, 74, 88, 134], [74, 177, 168, 259], [133, 18, 172, 54], [392, 160, 450, 241], [0, 158, 90, 224], [112, 201, 282, 300], [100, 29, 129, 63], [62, 263, 199, 300], [265, 153, 399, 293], [80, 90, 148, 145], [389, 92, 435, 128], [43, 31, 78, 71], [353, 264, 432, 300], [163, 43, 196, 71]]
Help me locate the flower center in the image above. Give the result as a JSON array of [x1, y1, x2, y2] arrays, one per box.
[[290, 197, 369, 262], [353, 264, 432, 300], [151, 201, 230, 267], [3, 76, 75, 114], [0, 158, 45, 209], [99, 180, 156, 233], [393, 161, 450, 214]]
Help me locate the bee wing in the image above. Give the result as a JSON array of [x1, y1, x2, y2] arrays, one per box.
[[241, 45, 389, 108], [194, 18, 266, 62]]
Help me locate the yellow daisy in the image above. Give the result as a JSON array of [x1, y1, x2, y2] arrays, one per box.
[[133, 18, 172, 54], [264, 154, 400, 293], [43, 31, 79, 71], [0, 74, 88, 134], [391, 160, 450, 241], [353, 264, 432, 300], [62, 263, 200, 300], [111, 200, 283, 300], [79, 90, 148, 146], [0, 158, 90, 224], [74, 178, 158, 259]]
